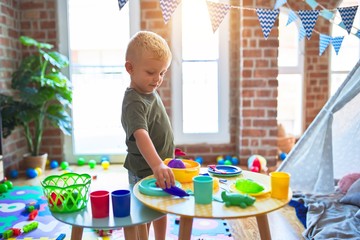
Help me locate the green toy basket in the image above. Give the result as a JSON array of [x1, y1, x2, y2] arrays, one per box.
[[41, 173, 91, 213]]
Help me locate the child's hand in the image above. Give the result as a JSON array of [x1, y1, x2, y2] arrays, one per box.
[[153, 163, 175, 189]]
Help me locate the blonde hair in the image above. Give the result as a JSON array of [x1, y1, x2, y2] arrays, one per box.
[[126, 31, 172, 62]]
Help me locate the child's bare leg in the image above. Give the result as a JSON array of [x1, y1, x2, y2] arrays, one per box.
[[153, 215, 167, 240]]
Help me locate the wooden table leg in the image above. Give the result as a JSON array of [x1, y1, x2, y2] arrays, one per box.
[[124, 226, 138, 240], [136, 224, 148, 240], [71, 226, 83, 240], [256, 214, 272, 240], [179, 216, 193, 240]]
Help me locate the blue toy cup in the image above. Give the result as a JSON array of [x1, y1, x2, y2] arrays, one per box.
[[111, 189, 131, 217]]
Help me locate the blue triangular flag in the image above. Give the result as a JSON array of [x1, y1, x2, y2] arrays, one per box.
[[338, 21, 347, 31], [160, 0, 181, 24], [298, 10, 320, 40], [332, 36, 344, 55], [319, 34, 331, 56], [286, 10, 298, 26], [305, 0, 318, 10], [357, 30, 360, 39], [256, 8, 280, 39], [299, 24, 306, 41], [118, 0, 128, 10], [274, 0, 286, 9], [320, 9, 334, 20], [337, 6, 358, 34]]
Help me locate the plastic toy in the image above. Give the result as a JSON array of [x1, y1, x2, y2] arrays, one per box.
[[101, 156, 109, 162], [174, 148, 186, 157], [0, 183, 8, 193], [221, 191, 256, 208], [224, 160, 232, 165], [9, 169, 18, 179], [49, 192, 64, 206], [26, 168, 38, 178], [60, 161, 69, 170], [50, 160, 59, 169], [167, 159, 186, 169], [155, 182, 190, 197], [56, 233, 66, 240], [101, 161, 110, 170], [3, 229, 13, 239], [10, 228, 21, 236], [4, 180, 13, 189], [35, 167, 42, 176], [23, 221, 38, 233], [217, 156, 225, 165], [231, 156, 239, 165], [28, 209, 38, 220], [25, 202, 40, 212], [235, 178, 264, 194], [247, 155, 267, 172], [194, 156, 203, 164], [279, 152, 287, 161], [77, 157, 85, 166], [88, 159, 96, 169]]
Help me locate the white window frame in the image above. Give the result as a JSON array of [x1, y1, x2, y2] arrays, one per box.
[[56, 0, 140, 163], [171, 2, 230, 144], [277, 8, 305, 137]]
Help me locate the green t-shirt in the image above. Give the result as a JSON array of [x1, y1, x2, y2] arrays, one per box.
[[121, 88, 174, 177]]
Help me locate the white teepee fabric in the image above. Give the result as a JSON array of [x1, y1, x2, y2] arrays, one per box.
[[278, 59, 360, 194]]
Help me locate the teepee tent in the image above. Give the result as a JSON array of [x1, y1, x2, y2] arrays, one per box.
[[278, 59, 360, 194]]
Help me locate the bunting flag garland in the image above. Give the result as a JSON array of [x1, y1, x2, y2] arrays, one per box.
[[298, 10, 320, 40], [299, 24, 306, 42], [337, 6, 358, 34], [331, 36, 344, 55], [256, 9, 280, 39], [305, 0, 318, 10], [160, 0, 181, 24], [274, 0, 286, 10], [319, 34, 332, 56], [206, 1, 231, 33], [118, 0, 128, 10], [154, 0, 359, 56], [286, 9, 297, 26]]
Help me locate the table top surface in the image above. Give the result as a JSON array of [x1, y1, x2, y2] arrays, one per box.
[[51, 172, 165, 229], [133, 169, 292, 219]]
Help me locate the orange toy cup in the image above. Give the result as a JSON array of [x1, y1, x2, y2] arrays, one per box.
[[270, 172, 290, 199]]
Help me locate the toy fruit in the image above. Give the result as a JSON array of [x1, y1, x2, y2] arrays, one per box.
[[167, 159, 186, 169], [50, 192, 64, 206], [235, 178, 264, 194]]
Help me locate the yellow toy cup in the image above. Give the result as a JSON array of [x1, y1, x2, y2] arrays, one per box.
[[270, 172, 290, 199]]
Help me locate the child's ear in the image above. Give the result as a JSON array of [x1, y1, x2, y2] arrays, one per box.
[[125, 61, 133, 74]]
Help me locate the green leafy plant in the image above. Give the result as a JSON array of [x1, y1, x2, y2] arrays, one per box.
[[0, 36, 72, 156]]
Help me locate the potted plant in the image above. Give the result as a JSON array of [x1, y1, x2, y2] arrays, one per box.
[[0, 36, 72, 171]]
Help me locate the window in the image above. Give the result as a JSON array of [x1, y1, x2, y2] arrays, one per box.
[[277, 10, 304, 137], [57, 0, 139, 163], [330, 0, 360, 95], [171, 0, 230, 144]]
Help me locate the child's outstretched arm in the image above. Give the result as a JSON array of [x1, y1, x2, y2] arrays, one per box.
[[133, 129, 175, 189]]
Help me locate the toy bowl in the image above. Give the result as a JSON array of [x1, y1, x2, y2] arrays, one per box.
[[164, 158, 200, 183], [41, 173, 91, 213]]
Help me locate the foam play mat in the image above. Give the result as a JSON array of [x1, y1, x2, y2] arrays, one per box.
[[0, 186, 233, 239]]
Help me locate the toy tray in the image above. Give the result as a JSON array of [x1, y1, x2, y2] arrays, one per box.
[[208, 165, 242, 177]]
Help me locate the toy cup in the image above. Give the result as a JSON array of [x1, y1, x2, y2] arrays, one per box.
[[90, 190, 109, 218], [111, 189, 131, 218], [193, 175, 213, 204], [270, 172, 290, 199]]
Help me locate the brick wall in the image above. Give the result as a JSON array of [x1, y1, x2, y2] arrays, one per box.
[[1, 0, 341, 175]]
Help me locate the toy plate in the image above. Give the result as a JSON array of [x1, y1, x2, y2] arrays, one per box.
[[138, 178, 182, 196], [229, 183, 270, 197], [208, 165, 242, 177]]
